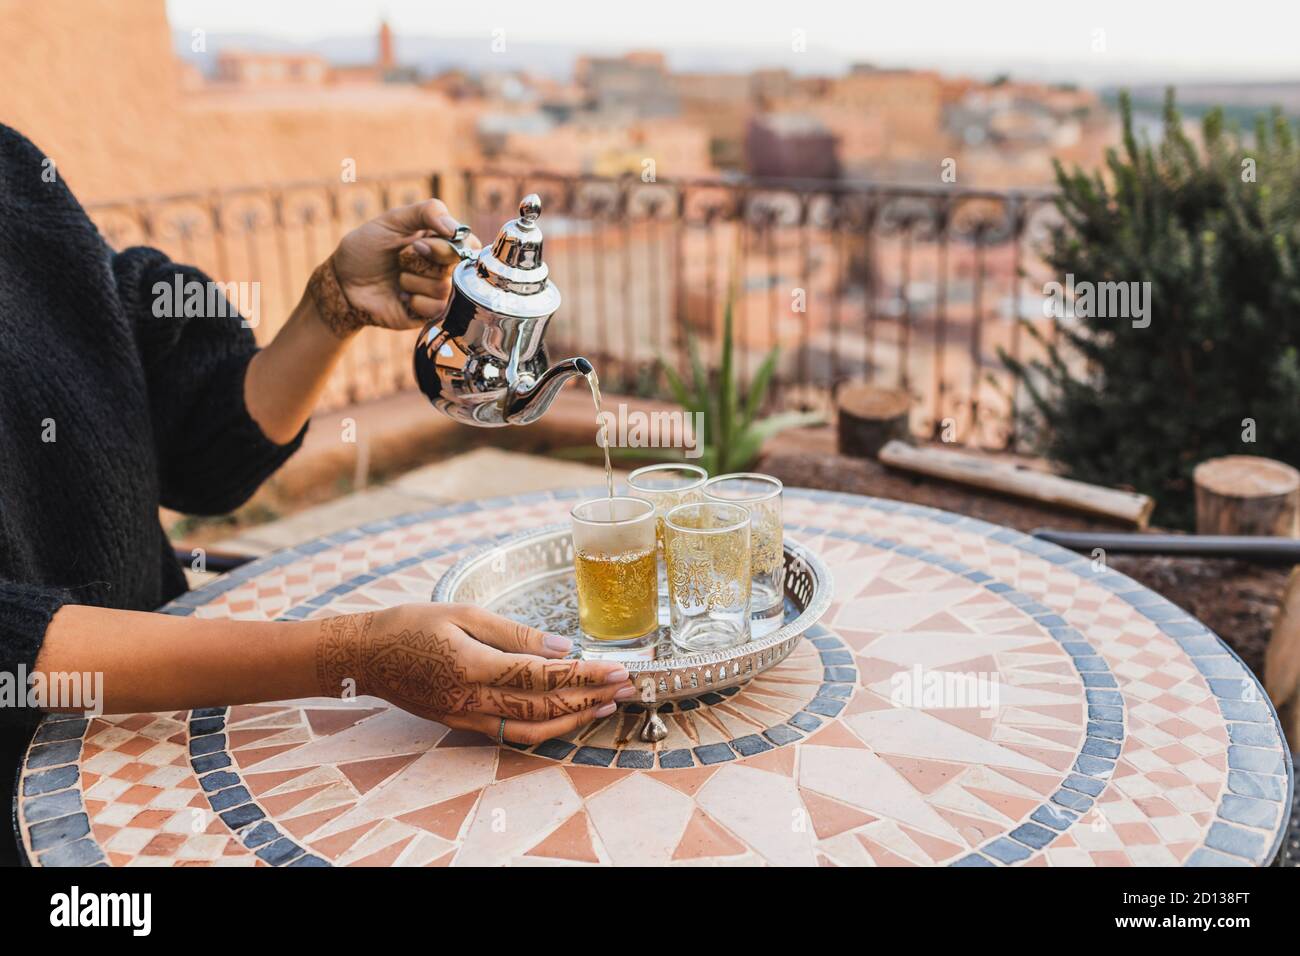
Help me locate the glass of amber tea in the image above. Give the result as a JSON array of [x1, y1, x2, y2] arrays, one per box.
[[626, 463, 709, 622], [570, 496, 659, 650], [663, 501, 751, 652], [703, 474, 784, 631]]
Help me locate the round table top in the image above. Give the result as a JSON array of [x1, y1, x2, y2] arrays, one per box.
[[16, 488, 1293, 867]]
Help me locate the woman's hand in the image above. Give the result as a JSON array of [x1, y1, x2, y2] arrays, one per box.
[[248, 198, 481, 442], [315, 603, 635, 745], [321, 199, 483, 333]]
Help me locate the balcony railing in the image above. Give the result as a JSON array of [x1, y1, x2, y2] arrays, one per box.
[[89, 169, 1064, 450]]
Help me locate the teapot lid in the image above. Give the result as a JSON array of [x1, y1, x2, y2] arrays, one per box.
[[453, 193, 561, 320]]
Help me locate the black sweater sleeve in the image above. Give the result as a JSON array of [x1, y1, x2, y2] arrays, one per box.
[[0, 580, 70, 728], [110, 247, 306, 515]]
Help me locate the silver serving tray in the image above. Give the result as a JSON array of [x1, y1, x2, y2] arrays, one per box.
[[432, 524, 833, 711]]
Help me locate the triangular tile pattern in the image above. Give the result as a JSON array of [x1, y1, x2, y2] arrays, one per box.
[[784, 496, 1283, 867], [27, 492, 1284, 868], [525, 810, 601, 863]]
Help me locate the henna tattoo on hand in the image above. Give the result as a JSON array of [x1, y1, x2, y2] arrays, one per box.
[[491, 659, 588, 692], [361, 627, 479, 716], [315, 613, 369, 699], [318, 613, 613, 727], [477, 688, 608, 721], [398, 243, 443, 278], [307, 256, 373, 338], [491, 662, 534, 691], [317, 615, 480, 716], [479, 688, 540, 721], [542, 694, 607, 718]]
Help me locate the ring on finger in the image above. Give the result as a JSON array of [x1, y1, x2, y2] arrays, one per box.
[[496, 717, 507, 745]]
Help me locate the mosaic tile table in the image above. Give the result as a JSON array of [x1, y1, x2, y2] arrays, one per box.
[[16, 489, 1293, 867]]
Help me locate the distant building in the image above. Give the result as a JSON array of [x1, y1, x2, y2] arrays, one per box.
[[672, 71, 753, 170], [216, 19, 419, 90], [214, 51, 330, 88], [577, 51, 678, 118], [942, 79, 1114, 187], [424, 68, 484, 101], [478, 108, 709, 178], [751, 68, 796, 106], [745, 113, 839, 179], [378, 19, 395, 74], [824, 67, 949, 180]]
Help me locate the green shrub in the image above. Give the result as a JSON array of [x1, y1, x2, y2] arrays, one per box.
[[1004, 91, 1300, 529], [660, 297, 823, 474]]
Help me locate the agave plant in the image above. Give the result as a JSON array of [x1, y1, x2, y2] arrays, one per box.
[[659, 298, 824, 474]]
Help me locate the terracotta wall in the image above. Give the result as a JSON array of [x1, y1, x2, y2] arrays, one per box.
[[0, 0, 469, 204], [0, 0, 189, 201]]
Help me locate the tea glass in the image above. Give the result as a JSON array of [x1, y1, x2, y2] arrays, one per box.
[[662, 501, 751, 652], [626, 463, 709, 623], [703, 473, 784, 632], [570, 496, 659, 651]]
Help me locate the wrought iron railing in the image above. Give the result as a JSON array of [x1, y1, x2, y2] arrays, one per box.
[[89, 170, 1063, 449]]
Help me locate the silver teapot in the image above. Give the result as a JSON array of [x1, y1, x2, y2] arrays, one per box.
[[412, 193, 592, 426]]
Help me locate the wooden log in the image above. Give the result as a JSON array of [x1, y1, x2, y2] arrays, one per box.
[[1194, 456, 1300, 537], [878, 440, 1155, 528], [837, 384, 912, 459], [1264, 567, 1300, 747]]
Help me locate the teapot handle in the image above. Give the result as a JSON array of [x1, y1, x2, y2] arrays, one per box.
[[445, 223, 479, 262]]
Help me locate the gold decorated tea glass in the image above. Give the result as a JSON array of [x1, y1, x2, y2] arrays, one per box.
[[570, 496, 659, 650], [703, 473, 784, 628], [662, 501, 751, 652], [626, 463, 709, 621]]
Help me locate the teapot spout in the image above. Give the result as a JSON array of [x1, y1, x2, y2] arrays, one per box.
[[504, 356, 594, 425]]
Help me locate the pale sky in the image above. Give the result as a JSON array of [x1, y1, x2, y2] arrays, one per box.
[[165, 0, 1300, 83]]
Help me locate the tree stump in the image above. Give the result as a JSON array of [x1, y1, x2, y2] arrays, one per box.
[[1264, 567, 1300, 745], [837, 384, 912, 459], [1193, 455, 1300, 537]]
